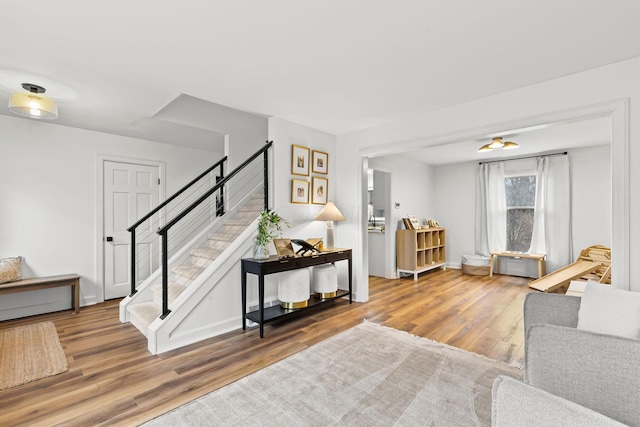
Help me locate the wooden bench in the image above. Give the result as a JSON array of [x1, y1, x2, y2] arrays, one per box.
[[0, 274, 81, 313], [489, 251, 547, 279]]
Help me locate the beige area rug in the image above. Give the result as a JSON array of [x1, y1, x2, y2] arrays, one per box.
[[0, 321, 68, 390], [143, 322, 522, 426]]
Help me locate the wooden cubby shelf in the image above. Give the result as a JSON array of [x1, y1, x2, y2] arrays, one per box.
[[396, 228, 446, 281]]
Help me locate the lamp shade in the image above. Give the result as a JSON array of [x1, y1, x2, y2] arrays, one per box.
[[8, 83, 58, 120], [314, 201, 345, 222]]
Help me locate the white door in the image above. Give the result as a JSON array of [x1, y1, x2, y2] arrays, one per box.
[[104, 161, 160, 299]]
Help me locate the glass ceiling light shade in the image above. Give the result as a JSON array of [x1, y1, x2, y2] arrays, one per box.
[[502, 141, 519, 149], [478, 137, 519, 152], [488, 137, 505, 149], [314, 201, 346, 249], [8, 83, 58, 119]]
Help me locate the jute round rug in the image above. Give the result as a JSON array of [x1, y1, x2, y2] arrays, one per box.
[[0, 321, 68, 390], [143, 321, 522, 426]]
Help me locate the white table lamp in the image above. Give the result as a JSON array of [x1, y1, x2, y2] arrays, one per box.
[[314, 201, 346, 249]]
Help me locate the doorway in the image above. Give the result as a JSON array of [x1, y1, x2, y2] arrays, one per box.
[[101, 159, 161, 300]]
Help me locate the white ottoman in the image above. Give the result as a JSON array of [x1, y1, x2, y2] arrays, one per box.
[[277, 269, 310, 309], [312, 264, 338, 299]]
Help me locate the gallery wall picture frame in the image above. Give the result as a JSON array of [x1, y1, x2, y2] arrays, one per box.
[[291, 144, 310, 176], [311, 150, 328, 174], [312, 176, 328, 205], [291, 179, 309, 204]]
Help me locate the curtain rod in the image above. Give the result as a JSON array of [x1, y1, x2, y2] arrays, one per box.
[[478, 151, 567, 165]]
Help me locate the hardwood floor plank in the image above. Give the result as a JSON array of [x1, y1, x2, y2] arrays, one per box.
[[0, 269, 533, 426]]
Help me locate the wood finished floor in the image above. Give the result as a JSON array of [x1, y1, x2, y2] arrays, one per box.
[[0, 269, 533, 426]]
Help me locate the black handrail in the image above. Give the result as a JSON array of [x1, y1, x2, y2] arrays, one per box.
[[155, 140, 272, 318], [127, 156, 226, 297], [157, 141, 272, 234], [127, 156, 227, 232]]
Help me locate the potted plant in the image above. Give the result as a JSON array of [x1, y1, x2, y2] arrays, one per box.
[[254, 210, 289, 259]]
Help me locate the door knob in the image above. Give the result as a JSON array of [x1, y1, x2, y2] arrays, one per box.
[[106, 236, 113, 242]]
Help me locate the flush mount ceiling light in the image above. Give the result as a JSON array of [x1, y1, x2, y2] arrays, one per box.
[[8, 83, 58, 119], [478, 137, 519, 152]]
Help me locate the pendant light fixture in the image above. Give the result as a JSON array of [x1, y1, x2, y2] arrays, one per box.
[[478, 137, 518, 152], [8, 83, 58, 119]]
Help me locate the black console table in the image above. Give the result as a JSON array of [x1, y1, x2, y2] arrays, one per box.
[[241, 248, 352, 338]]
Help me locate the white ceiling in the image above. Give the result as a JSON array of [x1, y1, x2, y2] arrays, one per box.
[[400, 116, 612, 166], [1, 1, 639, 152]]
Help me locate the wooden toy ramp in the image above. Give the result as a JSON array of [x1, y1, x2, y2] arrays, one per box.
[[528, 245, 611, 292]]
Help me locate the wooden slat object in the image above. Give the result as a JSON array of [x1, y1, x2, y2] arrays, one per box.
[[576, 245, 612, 283], [528, 260, 602, 292]]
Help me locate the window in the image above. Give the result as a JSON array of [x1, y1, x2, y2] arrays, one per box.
[[505, 175, 536, 252]]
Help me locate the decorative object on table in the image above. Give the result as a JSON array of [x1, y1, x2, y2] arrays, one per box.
[[425, 218, 440, 228], [311, 150, 328, 174], [407, 214, 420, 230], [291, 144, 310, 176], [291, 238, 322, 256], [273, 238, 295, 258], [254, 210, 289, 259], [291, 179, 309, 204], [314, 201, 346, 249], [0, 256, 22, 284], [311, 176, 328, 205]]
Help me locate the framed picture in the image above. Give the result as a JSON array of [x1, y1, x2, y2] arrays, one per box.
[[291, 144, 310, 176], [291, 179, 309, 204], [312, 176, 328, 205], [312, 150, 328, 174], [273, 238, 295, 258]]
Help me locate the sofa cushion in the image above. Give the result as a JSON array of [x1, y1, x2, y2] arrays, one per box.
[[577, 281, 640, 339]]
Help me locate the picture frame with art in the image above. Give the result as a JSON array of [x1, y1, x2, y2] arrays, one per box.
[[291, 144, 310, 176], [311, 150, 328, 174], [312, 176, 328, 205], [291, 179, 309, 204]]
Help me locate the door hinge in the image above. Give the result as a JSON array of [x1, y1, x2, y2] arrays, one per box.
[[158, 178, 161, 185]]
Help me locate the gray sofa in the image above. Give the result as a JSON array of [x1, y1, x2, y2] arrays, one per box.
[[492, 292, 640, 426]]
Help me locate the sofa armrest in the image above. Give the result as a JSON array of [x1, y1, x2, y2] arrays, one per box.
[[492, 375, 625, 427], [525, 323, 640, 426], [523, 292, 581, 332]]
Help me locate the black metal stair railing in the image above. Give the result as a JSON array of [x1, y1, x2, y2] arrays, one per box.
[[127, 156, 227, 296], [127, 140, 272, 320]]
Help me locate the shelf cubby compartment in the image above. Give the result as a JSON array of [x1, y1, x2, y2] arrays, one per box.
[[396, 227, 447, 281]]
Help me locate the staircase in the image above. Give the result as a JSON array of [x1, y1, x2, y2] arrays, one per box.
[[119, 142, 272, 354], [126, 193, 264, 337]]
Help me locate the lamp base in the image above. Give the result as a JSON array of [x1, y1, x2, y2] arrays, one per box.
[[325, 222, 335, 249]]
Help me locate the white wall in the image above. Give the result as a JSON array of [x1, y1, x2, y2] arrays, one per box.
[[367, 155, 435, 281], [0, 115, 221, 320], [571, 145, 612, 252], [261, 117, 339, 300], [433, 161, 476, 268], [337, 56, 637, 297]]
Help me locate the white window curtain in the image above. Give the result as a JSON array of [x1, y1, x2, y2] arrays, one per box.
[[475, 161, 506, 256], [530, 155, 572, 272], [476, 155, 572, 272]]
